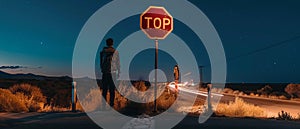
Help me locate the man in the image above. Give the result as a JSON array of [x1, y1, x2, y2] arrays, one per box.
[[100, 38, 120, 108]]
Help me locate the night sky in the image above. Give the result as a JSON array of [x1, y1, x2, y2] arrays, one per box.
[[0, 0, 299, 83]]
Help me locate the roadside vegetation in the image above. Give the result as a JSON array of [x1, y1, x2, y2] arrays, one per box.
[[0, 81, 299, 122], [277, 110, 300, 121], [0, 84, 46, 112], [0, 88, 28, 112], [0, 83, 71, 112], [221, 84, 300, 101], [215, 97, 266, 118]]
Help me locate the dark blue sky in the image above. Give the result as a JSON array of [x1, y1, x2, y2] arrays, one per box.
[[0, 0, 299, 83]]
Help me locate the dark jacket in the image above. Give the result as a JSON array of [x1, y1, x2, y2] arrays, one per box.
[[100, 47, 120, 74]]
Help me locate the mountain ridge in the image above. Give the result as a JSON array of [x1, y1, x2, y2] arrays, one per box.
[[0, 70, 71, 80]]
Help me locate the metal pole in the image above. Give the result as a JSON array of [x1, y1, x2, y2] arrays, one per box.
[[154, 39, 158, 112], [207, 84, 212, 112], [72, 81, 77, 112]]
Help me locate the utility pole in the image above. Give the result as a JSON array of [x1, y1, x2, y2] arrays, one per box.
[[207, 84, 212, 112]]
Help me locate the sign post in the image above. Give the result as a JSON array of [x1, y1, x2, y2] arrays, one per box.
[[72, 81, 77, 112], [207, 84, 212, 112], [154, 39, 158, 112], [140, 6, 173, 112]]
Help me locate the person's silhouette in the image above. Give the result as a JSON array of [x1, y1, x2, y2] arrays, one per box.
[[174, 65, 180, 93], [100, 38, 120, 109]]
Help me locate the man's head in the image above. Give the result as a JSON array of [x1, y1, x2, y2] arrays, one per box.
[[106, 38, 114, 47]]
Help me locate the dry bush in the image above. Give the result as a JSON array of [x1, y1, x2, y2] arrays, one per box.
[[222, 88, 234, 94], [257, 85, 273, 96], [278, 95, 288, 100], [0, 88, 28, 112], [268, 95, 278, 99], [211, 88, 223, 94], [115, 81, 176, 115], [216, 97, 266, 118], [9, 84, 46, 112], [277, 111, 300, 121], [285, 84, 300, 98], [114, 91, 128, 111], [80, 88, 102, 112], [156, 90, 176, 110], [50, 89, 71, 108], [233, 90, 240, 95], [74, 87, 128, 112], [72, 81, 176, 114], [238, 91, 245, 96], [269, 91, 291, 100], [277, 110, 293, 120]]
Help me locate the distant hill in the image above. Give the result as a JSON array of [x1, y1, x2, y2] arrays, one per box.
[[0, 70, 11, 78], [225, 83, 289, 93], [0, 70, 71, 80], [0, 70, 291, 93]]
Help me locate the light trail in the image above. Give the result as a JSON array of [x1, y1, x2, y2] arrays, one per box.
[[167, 82, 224, 97]]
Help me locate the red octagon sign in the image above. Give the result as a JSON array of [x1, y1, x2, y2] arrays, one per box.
[[140, 6, 173, 40]]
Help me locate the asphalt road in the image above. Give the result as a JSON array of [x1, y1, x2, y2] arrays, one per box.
[[1, 112, 300, 129]]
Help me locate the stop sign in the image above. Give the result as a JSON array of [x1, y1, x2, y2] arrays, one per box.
[[140, 6, 173, 40]]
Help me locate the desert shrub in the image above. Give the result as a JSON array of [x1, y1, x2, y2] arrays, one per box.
[[156, 89, 176, 110], [223, 88, 233, 94], [50, 89, 71, 108], [278, 95, 288, 100], [114, 91, 128, 111], [80, 88, 102, 112], [76, 81, 176, 114], [115, 81, 175, 115], [77, 86, 128, 113], [131, 81, 150, 91], [0, 88, 28, 112], [277, 110, 293, 120], [238, 91, 245, 96], [268, 95, 278, 99], [233, 90, 240, 95], [243, 91, 252, 95], [216, 97, 266, 117], [285, 84, 300, 98], [257, 85, 273, 96], [9, 84, 46, 111], [269, 91, 291, 100], [211, 88, 223, 94]]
